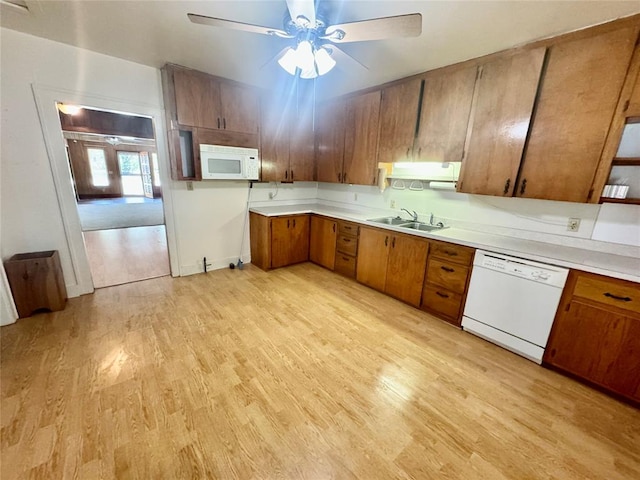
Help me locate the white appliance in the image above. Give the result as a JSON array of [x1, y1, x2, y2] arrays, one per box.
[[200, 144, 260, 180], [462, 250, 569, 364]]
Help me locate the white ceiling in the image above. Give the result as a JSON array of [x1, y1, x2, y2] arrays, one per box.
[[2, 1, 640, 96]]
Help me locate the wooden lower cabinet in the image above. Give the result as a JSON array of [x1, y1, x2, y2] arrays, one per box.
[[334, 221, 359, 278], [249, 212, 309, 270], [544, 270, 640, 403], [309, 216, 337, 270], [356, 227, 390, 292], [421, 241, 474, 326], [385, 234, 429, 307], [356, 227, 429, 307]]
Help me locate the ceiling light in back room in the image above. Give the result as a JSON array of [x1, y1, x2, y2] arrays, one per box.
[[57, 103, 83, 116]]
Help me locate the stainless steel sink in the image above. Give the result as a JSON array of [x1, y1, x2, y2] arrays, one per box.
[[398, 222, 448, 232], [368, 216, 411, 225]]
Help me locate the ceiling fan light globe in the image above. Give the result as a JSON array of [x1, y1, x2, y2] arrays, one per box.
[[277, 47, 299, 75], [314, 47, 336, 76], [295, 40, 315, 72], [299, 68, 318, 79]]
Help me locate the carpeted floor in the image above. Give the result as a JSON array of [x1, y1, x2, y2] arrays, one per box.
[[77, 198, 165, 231]]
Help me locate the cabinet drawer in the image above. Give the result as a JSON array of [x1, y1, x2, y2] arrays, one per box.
[[338, 221, 359, 237], [574, 275, 640, 315], [337, 235, 358, 256], [426, 258, 469, 294], [430, 241, 474, 265], [422, 285, 463, 323], [335, 254, 356, 278]]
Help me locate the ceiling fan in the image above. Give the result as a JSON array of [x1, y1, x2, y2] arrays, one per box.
[[188, 0, 422, 79]]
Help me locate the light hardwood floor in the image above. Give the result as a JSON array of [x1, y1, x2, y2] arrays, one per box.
[[1, 263, 638, 479], [83, 225, 170, 288]]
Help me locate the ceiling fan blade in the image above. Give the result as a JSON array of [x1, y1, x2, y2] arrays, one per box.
[[187, 13, 293, 38], [323, 13, 422, 43], [322, 45, 369, 71], [285, 0, 316, 26], [260, 46, 291, 70]]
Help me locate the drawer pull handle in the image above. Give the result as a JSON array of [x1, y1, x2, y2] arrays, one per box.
[[385, 236, 388, 247], [436, 291, 449, 298], [343, 238, 351, 242], [342, 256, 350, 261], [443, 250, 458, 256], [440, 266, 455, 273], [344, 226, 352, 230], [333, 224, 336, 233], [604, 292, 632, 302]]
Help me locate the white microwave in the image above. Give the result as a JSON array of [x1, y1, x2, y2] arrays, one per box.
[[200, 144, 260, 180]]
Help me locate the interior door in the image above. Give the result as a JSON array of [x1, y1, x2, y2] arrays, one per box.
[[139, 151, 153, 199], [66, 140, 122, 198]]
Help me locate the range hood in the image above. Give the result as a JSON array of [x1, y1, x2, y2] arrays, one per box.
[[388, 162, 461, 182]]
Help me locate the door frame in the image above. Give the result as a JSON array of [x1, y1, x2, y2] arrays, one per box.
[[32, 84, 180, 296]]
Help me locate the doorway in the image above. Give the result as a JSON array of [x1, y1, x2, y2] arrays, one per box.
[[60, 105, 170, 288]]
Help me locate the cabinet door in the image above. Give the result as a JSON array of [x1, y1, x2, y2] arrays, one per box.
[[545, 300, 640, 401], [517, 27, 638, 202], [173, 69, 220, 130], [628, 50, 640, 116], [415, 66, 477, 162], [260, 97, 290, 182], [377, 78, 423, 162], [270, 217, 292, 269], [385, 235, 429, 307], [219, 81, 260, 134], [343, 90, 381, 185], [356, 227, 390, 292], [289, 104, 316, 182], [288, 215, 310, 265], [457, 48, 545, 196], [316, 101, 346, 183], [309, 216, 337, 270]]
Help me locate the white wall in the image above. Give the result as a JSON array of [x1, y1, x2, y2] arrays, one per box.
[[0, 28, 277, 297]]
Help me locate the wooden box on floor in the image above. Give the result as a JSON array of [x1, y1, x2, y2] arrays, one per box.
[[4, 250, 67, 318]]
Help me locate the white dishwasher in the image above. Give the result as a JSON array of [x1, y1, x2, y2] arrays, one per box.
[[462, 250, 569, 364]]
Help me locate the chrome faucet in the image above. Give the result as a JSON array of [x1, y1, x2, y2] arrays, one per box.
[[429, 213, 435, 225], [401, 208, 418, 222]]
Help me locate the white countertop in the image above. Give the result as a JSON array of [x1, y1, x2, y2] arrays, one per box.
[[249, 203, 640, 283]]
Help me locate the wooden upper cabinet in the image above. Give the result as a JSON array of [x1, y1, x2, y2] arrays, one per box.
[[218, 82, 259, 134], [414, 66, 477, 162], [289, 104, 316, 182], [172, 66, 259, 135], [628, 54, 640, 117], [457, 48, 546, 196], [174, 69, 220, 130], [316, 101, 346, 183], [517, 27, 639, 202], [377, 78, 423, 163], [260, 95, 290, 182], [261, 88, 315, 183], [343, 90, 381, 185]]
